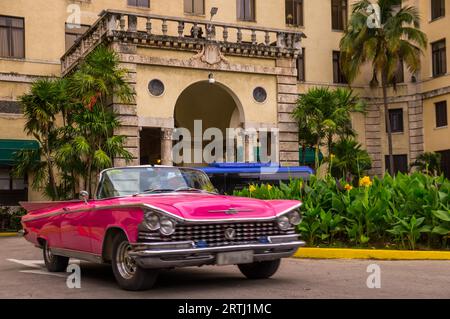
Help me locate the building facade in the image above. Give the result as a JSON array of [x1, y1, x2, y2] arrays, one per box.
[[0, 0, 449, 204]]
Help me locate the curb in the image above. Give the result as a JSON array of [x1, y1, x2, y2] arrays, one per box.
[[0, 232, 18, 237], [294, 247, 450, 260]]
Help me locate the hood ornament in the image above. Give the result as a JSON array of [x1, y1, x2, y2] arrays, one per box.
[[208, 208, 253, 215]]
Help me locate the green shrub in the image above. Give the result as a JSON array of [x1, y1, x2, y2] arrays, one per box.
[[0, 207, 27, 232], [234, 173, 450, 250]]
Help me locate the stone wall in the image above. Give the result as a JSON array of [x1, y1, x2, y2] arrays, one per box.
[[276, 58, 299, 167]]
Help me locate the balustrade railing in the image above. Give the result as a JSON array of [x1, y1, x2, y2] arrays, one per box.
[[61, 9, 305, 75]]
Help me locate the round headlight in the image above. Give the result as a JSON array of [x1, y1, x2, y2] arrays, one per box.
[[160, 218, 175, 236], [145, 212, 160, 231], [288, 210, 302, 226], [277, 215, 291, 231]]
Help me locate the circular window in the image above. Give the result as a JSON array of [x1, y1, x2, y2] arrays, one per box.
[[253, 87, 267, 103], [148, 79, 165, 96]]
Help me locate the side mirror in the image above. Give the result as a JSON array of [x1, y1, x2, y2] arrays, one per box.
[[80, 190, 89, 204]]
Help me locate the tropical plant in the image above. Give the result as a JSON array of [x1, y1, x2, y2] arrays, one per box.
[[14, 78, 70, 200], [15, 46, 134, 199], [328, 138, 372, 180], [234, 172, 450, 250], [340, 0, 427, 175], [410, 152, 442, 176], [293, 87, 365, 169]]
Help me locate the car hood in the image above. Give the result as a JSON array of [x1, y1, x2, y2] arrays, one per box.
[[119, 193, 301, 221]]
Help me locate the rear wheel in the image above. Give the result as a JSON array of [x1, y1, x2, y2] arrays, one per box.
[[111, 233, 158, 291], [238, 259, 281, 279], [43, 241, 69, 272]]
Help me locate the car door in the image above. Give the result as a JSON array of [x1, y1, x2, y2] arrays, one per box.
[[60, 202, 94, 252]]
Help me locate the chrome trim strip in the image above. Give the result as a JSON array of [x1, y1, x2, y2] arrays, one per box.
[[50, 248, 103, 264], [22, 202, 303, 224], [129, 240, 306, 257]]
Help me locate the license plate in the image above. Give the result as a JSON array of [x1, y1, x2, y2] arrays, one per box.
[[216, 250, 254, 265]]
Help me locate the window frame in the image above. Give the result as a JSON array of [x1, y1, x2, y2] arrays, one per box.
[[297, 47, 306, 82], [237, 0, 256, 22], [286, 0, 304, 27], [387, 108, 404, 133], [127, 0, 150, 8], [0, 166, 28, 206], [332, 50, 347, 84], [65, 23, 90, 51], [184, 0, 206, 15], [0, 15, 25, 59], [435, 100, 448, 128], [431, 0, 446, 21], [432, 39, 447, 77], [331, 0, 348, 31], [385, 154, 409, 175]]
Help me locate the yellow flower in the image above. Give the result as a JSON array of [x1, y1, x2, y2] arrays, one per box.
[[344, 184, 353, 191], [359, 176, 372, 188], [330, 154, 336, 160], [249, 185, 256, 193], [267, 184, 273, 191]]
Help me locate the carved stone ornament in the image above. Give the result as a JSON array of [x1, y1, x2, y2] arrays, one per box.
[[191, 44, 229, 65]]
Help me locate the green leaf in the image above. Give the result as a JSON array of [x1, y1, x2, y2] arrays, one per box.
[[432, 210, 450, 222], [432, 225, 450, 236]]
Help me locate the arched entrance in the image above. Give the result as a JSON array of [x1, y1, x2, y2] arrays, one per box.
[[173, 81, 244, 166]]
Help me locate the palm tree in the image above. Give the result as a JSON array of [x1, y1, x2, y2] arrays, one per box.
[[63, 46, 135, 195], [328, 137, 372, 180], [15, 78, 69, 199], [293, 87, 365, 169], [340, 0, 427, 175]]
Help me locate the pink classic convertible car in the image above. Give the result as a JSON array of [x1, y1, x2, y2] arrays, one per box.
[[20, 166, 304, 290]]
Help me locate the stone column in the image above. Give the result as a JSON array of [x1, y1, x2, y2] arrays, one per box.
[[365, 103, 383, 177], [408, 99, 425, 167], [110, 42, 140, 167], [276, 58, 299, 167], [161, 128, 174, 166]]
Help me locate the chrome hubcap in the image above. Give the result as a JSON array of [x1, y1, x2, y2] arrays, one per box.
[[116, 241, 136, 279], [45, 245, 54, 262]]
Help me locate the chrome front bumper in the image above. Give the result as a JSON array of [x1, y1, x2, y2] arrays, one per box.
[[129, 235, 305, 269]]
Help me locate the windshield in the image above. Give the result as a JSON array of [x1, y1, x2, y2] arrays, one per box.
[[96, 167, 216, 199]]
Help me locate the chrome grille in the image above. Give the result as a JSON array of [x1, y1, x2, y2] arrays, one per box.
[[138, 221, 295, 247]]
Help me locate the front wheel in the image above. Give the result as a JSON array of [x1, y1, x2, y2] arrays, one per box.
[[111, 234, 158, 291], [238, 259, 281, 279], [43, 241, 69, 272]]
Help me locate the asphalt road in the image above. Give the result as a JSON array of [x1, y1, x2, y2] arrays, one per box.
[[1, 237, 450, 299]]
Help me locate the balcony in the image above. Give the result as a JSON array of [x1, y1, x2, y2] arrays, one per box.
[[61, 9, 306, 76]]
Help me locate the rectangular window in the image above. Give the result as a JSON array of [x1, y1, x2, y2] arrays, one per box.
[[432, 39, 447, 77], [436, 101, 448, 127], [237, 0, 256, 21], [65, 23, 90, 51], [286, 0, 304, 26], [333, 51, 347, 84], [331, 0, 348, 31], [0, 15, 25, 58], [385, 155, 409, 175], [0, 166, 27, 206], [431, 0, 445, 20], [395, 59, 404, 83], [438, 150, 450, 179], [184, 0, 205, 15], [127, 0, 149, 8], [297, 48, 306, 82], [388, 108, 404, 133]]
